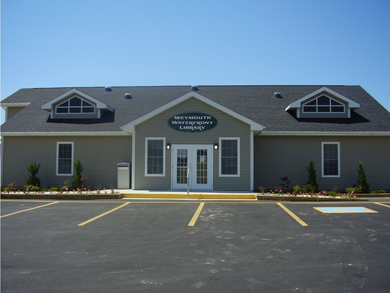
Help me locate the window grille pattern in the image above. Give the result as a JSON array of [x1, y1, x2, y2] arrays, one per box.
[[303, 95, 345, 113], [221, 139, 238, 175], [147, 139, 164, 175], [197, 149, 208, 184], [323, 143, 339, 176], [58, 143, 72, 175], [176, 149, 188, 184], [56, 96, 95, 114]]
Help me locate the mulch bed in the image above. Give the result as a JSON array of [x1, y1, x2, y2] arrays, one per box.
[[1, 193, 122, 200], [256, 195, 368, 201]]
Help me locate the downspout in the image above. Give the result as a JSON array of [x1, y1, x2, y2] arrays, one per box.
[[250, 131, 254, 191], [0, 136, 3, 187], [131, 131, 135, 190]]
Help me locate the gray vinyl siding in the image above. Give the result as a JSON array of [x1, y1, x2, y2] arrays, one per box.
[[51, 111, 99, 119], [254, 135, 390, 191], [299, 111, 349, 119], [6, 107, 25, 121], [134, 97, 251, 190], [2, 136, 132, 188]]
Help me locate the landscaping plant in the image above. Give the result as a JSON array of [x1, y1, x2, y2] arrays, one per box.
[[279, 176, 291, 190], [306, 160, 318, 192], [293, 185, 301, 196], [26, 162, 41, 187], [357, 161, 370, 193], [72, 158, 84, 189]]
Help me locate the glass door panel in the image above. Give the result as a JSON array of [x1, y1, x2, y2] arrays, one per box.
[[196, 149, 208, 185], [176, 149, 188, 184], [172, 145, 213, 190]]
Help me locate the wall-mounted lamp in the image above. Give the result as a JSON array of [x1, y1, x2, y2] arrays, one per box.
[[166, 143, 171, 150], [214, 143, 219, 150]]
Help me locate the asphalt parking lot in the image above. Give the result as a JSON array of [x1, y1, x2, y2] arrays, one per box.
[[2, 199, 390, 292]]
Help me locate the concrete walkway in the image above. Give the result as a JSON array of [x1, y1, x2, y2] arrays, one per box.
[[116, 189, 258, 199]]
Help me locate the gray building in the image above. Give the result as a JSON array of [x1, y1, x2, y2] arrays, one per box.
[[1, 85, 389, 191]]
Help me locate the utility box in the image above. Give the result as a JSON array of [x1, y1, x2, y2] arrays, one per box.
[[117, 162, 130, 189]]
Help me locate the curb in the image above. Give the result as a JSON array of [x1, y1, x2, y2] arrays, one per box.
[[256, 195, 368, 202]]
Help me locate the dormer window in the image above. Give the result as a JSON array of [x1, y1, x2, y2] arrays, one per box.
[[55, 96, 95, 114], [285, 87, 360, 119], [303, 95, 345, 113], [42, 88, 114, 120]]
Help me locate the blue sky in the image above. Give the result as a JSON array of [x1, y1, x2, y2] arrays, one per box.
[[1, 0, 390, 124]]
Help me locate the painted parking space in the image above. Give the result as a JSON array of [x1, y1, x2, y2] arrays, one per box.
[[314, 207, 378, 213], [2, 200, 390, 229], [0, 201, 59, 218], [188, 202, 205, 226], [78, 202, 131, 226], [3, 200, 390, 292], [277, 203, 308, 226]]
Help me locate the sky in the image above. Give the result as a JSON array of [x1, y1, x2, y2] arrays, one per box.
[[1, 0, 390, 124]]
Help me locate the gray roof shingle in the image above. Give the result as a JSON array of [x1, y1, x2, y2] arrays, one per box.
[[2, 85, 390, 133]]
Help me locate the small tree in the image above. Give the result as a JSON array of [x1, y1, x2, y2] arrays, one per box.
[[26, 162, 41, 187], [72, 158, 83, 189], [357, 161, 370, 193], [306, 160, 318, 192]]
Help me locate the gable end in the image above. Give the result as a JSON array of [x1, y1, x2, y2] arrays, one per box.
[[285, 87, 360, 118], [41, 88, 114, 119]]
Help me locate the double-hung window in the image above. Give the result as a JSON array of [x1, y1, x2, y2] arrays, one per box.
[[57, 142, 74, 176], [219, 138, 240, 177], [322, 142, 340, 177], [145, 138, 165, 176]]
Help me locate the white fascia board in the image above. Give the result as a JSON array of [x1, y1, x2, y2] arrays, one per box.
[[121, 91, 265, 132], [286, 87, 360, 110], [260, 131, 390, 136], [41, 88, 112, 111], [0, 102, 31, 107], [1, 132, 130, 136]]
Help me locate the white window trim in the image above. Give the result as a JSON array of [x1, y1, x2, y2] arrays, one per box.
[[55, 96, 96, 115], [219, 137, 240, 177], [322, 142, 340, 178], [56, 142, 74, 176], [145, 137, 166, 177], [302, 95, 345, 113]]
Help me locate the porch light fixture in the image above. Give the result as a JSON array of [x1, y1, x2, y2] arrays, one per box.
[[166, 143, 171, 150], [214, 143, 218, 150]]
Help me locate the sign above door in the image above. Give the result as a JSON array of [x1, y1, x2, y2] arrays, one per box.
[[168, 112, 218, 132]]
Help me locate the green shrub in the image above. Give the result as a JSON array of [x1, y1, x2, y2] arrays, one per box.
[[357, 161, 371, 193], [49, 187, 59, 192], [326, 191, 338, 197], [26, 162, 41, 187], [24, 185, 41, 192], [293, 185, 301, 195], [259, 186, 265, 194], [59, 180, 71, 192], [371, 190, 386, 194], [72, 158, 83, 189], [5, 182, 17, 193], [306, 160, 318, 192]]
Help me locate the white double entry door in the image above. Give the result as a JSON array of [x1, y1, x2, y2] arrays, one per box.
[[171, 145, 213, 190]]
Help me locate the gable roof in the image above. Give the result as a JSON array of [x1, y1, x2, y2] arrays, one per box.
[[121, 91, 264, 133], [1, 85, 390, 135], [41, 88, 114, 111], [285, 87, 360, 111]]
